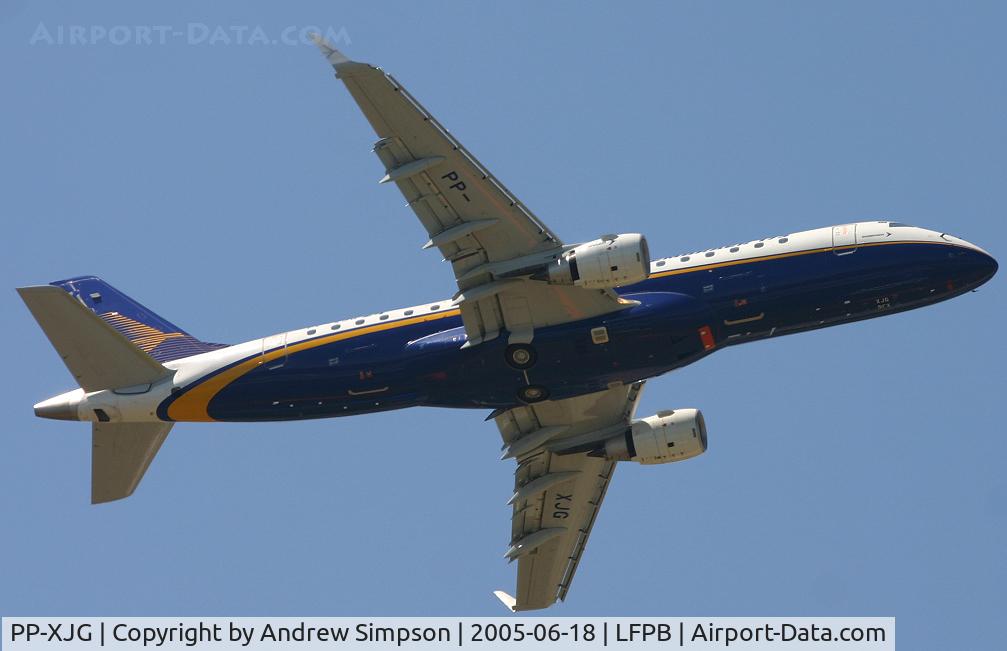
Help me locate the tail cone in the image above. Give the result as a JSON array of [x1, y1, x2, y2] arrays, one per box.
[[33, 392, 81, 421]]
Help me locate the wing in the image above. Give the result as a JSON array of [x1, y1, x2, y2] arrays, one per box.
[[312, 37, 632, 346], [494, 382, 645, 611]]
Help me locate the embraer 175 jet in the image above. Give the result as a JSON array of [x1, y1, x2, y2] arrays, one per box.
[[19, 38, 997, 611]]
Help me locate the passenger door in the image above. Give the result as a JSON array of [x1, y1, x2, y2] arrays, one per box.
[[832, 224, 857, 255], [260, 332, 287, 369]]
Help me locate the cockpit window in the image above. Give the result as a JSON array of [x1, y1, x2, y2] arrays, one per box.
[[888, 222, 912, 228]]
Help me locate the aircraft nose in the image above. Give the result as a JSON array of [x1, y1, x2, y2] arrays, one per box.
[[952, 247, 998, 291], [980, 251, 998, 281]]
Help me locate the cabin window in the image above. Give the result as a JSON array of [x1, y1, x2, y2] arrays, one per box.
[[779, 237, 789, 243], [307, 329, 316, 335], [656, 260, 665, 267], [730, 247, 739, 253], [404, 309, 414, 316], [331, 324, 340, 330], [705, 251, 715, 257], [355, 319, 364, 325], [754, 242, 764, 248], [430, 305, 440, 310], [680, 256, 690, 262], [379, 314, 389, 321]]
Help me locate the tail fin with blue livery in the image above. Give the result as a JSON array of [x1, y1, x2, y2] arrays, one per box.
[[48, 276, 226, 363], [18, 276, 225, 504]]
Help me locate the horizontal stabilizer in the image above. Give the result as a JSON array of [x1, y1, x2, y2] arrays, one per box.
[[92, 421, 173, 504], [17, 285, 170, 391]]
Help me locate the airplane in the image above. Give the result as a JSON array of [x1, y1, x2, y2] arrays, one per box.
[[18, 36, 997, 612]]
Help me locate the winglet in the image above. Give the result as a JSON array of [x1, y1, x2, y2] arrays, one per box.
[[309, 33, 351, 67], [493, 591, 517, 612]]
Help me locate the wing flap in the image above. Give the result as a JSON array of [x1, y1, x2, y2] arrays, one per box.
[[557, 459, 617, 603]]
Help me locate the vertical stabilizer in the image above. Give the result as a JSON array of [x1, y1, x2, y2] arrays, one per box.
[[49, 276, 226, 362]]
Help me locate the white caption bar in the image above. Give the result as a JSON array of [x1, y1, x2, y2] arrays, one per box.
[[3, 617, 894, 650]]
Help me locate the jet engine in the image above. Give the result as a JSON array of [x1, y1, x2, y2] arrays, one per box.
[[544, 233, 650, 289], [602, 409, 707, 465]]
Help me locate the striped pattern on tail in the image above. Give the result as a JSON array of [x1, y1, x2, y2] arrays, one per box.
[[50, 276, 227, 363]]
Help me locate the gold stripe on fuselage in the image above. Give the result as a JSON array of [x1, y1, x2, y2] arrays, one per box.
[[167, 309, 461, 422], [169, 240, 951, 422], [647, 239, 949, 280]]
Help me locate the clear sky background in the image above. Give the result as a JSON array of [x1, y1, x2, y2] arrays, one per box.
[[2, 1, 1004, 648]]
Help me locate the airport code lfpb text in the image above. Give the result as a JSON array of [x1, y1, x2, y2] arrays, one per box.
[[5, 618, 895, 649]]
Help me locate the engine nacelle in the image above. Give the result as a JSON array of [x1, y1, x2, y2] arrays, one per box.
[[604, 409, 707, 465], [546, 233, 650, 289]]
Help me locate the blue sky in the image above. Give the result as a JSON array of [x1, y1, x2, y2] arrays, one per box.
[[2, 1, 1004, 647]]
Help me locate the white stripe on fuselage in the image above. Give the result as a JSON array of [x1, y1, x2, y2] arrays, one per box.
[[167, 221, 973, 389], [44, 220, 979, 424]]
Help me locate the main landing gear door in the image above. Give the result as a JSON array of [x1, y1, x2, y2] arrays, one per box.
[[260, 332, 288, 369], [832, 224, 857, 255]]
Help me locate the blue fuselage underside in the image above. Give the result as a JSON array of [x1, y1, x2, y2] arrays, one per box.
[[178, 242, 993, 422]]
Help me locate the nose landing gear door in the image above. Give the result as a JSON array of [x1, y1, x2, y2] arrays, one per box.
[[260, 332, 288, 369], [832, 224, 857, 255]]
